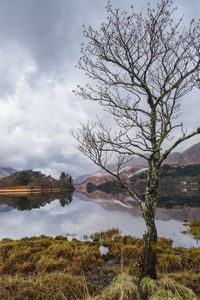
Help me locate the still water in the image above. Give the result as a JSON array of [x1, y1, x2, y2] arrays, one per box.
[[0, 190, 199, 248]]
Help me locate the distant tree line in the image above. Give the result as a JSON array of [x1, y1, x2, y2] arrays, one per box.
[[160, 164, 200, 178], [131, 165, 200, 180], [16, 170, 43, 185]]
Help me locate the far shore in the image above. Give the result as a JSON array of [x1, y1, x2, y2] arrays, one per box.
[[0, 185, 71, 195]]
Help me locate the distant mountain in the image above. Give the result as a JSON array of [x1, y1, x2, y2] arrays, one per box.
[[165, 142, 200, 166], [0, 167, 17, 179], [124, 142, 200, 168], [74, 174, 92, 183], [75, 142, 200, 189]]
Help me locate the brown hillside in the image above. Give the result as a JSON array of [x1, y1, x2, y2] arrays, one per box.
[[75, 142, 200, 188], [165, 142, 200, 165]]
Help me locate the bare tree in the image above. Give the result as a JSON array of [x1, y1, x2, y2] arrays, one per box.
[[72, 0, 200, 279]]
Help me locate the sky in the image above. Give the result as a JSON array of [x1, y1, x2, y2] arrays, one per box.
[[0, 0, 199, 178]]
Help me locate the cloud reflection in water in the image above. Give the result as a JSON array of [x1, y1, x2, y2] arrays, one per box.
[[0, 195, 198, 248]]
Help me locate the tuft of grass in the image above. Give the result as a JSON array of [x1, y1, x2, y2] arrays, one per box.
[[90, 228, 120, 241], [94, 274, 198, 300], [186, 218, 200, 240], [158, 253, 183, 273], [169, 272, 200, 297], [140, 277, 158, 299], [36, 255, 67, 273], [140, 276, 197, 300], [156, 238, 173, 255], [183, 247, 200, 272], [121, 245, 142, 276], [94, 273, 140, 300]]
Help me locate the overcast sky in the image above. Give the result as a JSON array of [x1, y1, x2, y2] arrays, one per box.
[[0, 0, 199, 178]]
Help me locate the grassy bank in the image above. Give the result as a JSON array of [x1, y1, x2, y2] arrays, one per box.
[[183, 218, 200, 241], [0, 229, 200, 299]]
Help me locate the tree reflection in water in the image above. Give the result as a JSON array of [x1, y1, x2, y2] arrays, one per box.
[[0, 192, 73, 211], [59, 195, 72, 207]]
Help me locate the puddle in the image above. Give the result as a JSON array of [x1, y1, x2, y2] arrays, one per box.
[[99, 245, 109, 255]]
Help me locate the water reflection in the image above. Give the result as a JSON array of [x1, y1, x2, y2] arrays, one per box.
[[59, 195, 72, 207], [157, 185, 200, 209], [0, 190, 199, 248], [0, 192, 73, 211], [85, 179, 200, 209], [75, 187, 200, 222]]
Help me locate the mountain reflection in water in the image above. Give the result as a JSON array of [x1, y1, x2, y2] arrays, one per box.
[[75, 189, 200, 222], [0, 189, 199, 248]]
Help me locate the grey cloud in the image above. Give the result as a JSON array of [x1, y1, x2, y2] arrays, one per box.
[[0, 1, 67, 69], [0, 0, 198, 79], [0, 0, 135, 81], [0, 0, 199, 178]]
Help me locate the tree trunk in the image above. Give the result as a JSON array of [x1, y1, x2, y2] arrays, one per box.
[[141, 163, 160, 279], [142, 206, 158, 279]]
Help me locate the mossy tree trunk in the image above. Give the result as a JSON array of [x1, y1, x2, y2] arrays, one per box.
[[141, 157, 161, 279], [142, 209, 158, 279]]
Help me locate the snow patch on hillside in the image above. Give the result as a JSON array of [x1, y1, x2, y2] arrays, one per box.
[[128, 168, 148, 178]]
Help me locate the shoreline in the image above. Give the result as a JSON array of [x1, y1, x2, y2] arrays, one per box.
[[0, 185, 73, 195]]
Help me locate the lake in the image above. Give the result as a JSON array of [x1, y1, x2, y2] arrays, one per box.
[[0, 189, 200, 248]]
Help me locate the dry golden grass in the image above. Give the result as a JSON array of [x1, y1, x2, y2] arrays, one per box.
[[0, 231, 200, 299], [0, 273, 87, 300]]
